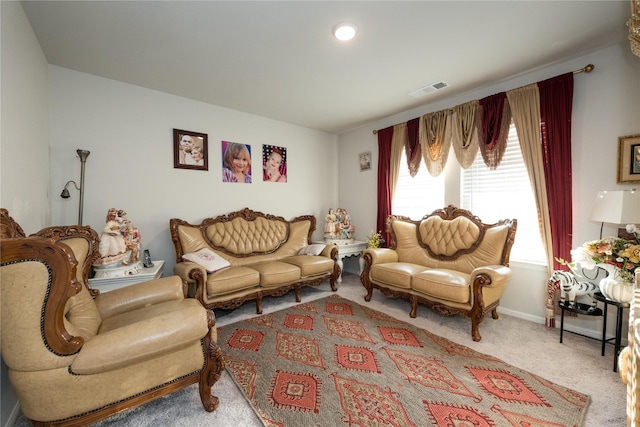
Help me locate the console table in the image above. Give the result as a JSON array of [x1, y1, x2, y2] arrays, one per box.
[[88, 260, 165, 293]]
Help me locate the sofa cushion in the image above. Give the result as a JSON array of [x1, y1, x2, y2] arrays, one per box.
[[411, 269, 470, 303], [182, 248, 231, 273], [281, 255, 335, 277], [252, 262, 300, 287], [370, 263, 426, 289], [206, 266, 260, 297], [298, 244, 326, 256], [419, 216, 480, 256]]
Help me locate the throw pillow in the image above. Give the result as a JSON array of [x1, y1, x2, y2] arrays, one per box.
[[183, 248, 230, 273], [298, 244, 326, 256]]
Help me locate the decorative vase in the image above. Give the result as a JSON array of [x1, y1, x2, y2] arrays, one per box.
[[599, 277, 633, 303]]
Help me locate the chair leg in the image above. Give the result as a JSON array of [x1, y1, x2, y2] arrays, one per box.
[[199, 313, 224, 412], [410, 296, 418, 318]]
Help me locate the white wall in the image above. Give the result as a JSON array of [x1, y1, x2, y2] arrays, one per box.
[[2, 1, 639, 422], [0, 2, 51, 426], [48, 66, 339, 275], [338, 43, 640, 336], [1, 0, 51, 231]]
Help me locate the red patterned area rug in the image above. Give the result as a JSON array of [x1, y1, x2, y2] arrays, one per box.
[[217, 295, 589, 427]]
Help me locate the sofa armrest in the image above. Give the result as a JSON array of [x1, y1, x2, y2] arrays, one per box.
[[173, 261, 208, 300], [363, 248, 399, 265], [94, 276, 186, 319], [320, 244, 338, 259], [71, 301, 209, 374], [471, 265, 512, 287]]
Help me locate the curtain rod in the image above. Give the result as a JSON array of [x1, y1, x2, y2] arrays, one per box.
[[372, 63, 594, 134]]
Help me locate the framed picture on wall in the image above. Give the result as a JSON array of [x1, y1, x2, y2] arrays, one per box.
[[617, 134, 640, 183], [359, 151, 371, 171], [173, 129, 208, 171], [221, 141, 252, 183], [262, 145, 287, 182]]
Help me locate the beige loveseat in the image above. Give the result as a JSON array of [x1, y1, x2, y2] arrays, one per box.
[[170, 208, 340, 313], [360, 205, 517, 341]]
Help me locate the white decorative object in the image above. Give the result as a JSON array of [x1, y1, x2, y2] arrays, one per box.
[[600, 277, 634, 303], [94, 208, 141, 270], [324, 207, 355, 243], [549, 270, 598, 309]]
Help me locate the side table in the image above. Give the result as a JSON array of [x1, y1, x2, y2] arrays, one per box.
[[88, 260, 165, 293], [558, 300, 602, 344], [318, 240, 367, 283], [594, 291, 630, 372]]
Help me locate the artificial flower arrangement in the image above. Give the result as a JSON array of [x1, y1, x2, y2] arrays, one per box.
[[367, 230, 385, 248], [558, 224, 640, 283]]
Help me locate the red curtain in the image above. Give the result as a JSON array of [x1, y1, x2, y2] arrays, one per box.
[[405, 118, 421, 177], [376, 126, 394, 247], [538, 73, 574, 271]]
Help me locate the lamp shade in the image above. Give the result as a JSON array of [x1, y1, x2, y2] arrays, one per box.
[[589, 190, 640, 224]]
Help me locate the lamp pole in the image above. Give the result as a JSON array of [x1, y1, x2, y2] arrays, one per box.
[[76, 149, 90, 225]]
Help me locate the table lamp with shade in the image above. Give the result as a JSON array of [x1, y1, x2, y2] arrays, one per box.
[[589, 189, 640, 239]]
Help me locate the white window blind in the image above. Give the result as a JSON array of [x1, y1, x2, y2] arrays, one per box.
[[392, 120, 546, 265], [460, 121, 545, 264]]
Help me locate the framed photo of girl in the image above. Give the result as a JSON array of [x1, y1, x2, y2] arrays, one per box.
[[617, 134, 640, 184], [173, 129, 208, 171], [221, 141, 252, 183]]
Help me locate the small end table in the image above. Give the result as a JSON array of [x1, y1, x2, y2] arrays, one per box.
[[88, 260, 165, 293], [594, 291, 630, 372], [558, 300, 602, 344], [317, 240, 367, 283]]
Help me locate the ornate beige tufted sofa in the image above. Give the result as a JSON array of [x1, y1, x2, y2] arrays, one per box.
[[170, 208, 340, 313], [360, 205, 517, 341], [0, 209, 224, 426]]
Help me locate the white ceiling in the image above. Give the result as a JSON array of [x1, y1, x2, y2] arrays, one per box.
[[21, 1, 630, 134]]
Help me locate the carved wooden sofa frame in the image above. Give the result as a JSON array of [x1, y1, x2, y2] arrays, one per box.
[[170, 207, 340, 313], [360, 205, 517, 341], [0, 209, 224, 426]]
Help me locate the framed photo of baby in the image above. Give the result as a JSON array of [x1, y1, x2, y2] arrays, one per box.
[[221, 141, 252, 183], [262, 145, 287, 182], [173, 129, 208, 171]]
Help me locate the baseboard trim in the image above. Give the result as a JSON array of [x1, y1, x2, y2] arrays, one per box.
[[4, 401, 20, 427], [498, 307, 614, 342]]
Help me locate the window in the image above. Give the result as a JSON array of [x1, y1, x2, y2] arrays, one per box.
[[460, 122, 545, 264], [392, 153, 444, 220], [392, 121, 545, 264]]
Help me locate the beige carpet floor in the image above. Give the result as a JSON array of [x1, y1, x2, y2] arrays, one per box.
[[13, 274, 627, 426]]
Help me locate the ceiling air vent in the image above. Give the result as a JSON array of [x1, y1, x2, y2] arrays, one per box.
[[409, 81, 448, 98]]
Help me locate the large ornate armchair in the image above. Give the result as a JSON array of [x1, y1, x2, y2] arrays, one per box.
[[0, 209, 224, 426]]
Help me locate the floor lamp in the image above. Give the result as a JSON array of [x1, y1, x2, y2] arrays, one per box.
[[60, 149, 90, 225], [589, 189, 640, 239]]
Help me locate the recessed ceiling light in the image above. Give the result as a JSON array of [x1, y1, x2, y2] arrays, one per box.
[[333, 22, 358, 41]]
